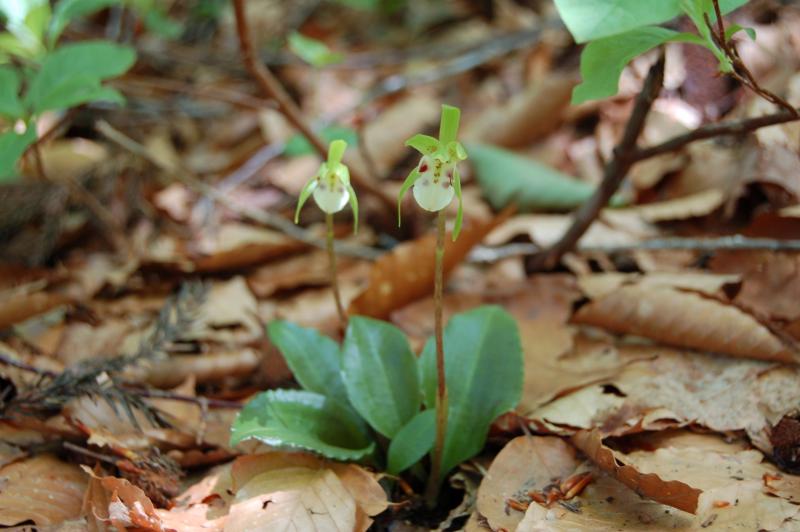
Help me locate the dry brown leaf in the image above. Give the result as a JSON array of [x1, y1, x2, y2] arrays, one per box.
[[0, 289, 72, 330], [571, 430, 702, 513], [530, 344, 800, 453], [349, 211, 510, 319], [519, 432, 800, 530], [82, 467, 164, 532], [465, 75, 576, 147], [0, 454, 87, 526], [247, 249, 361, 298], [191, 223, 309, 273], [144, 349, 261, 388], [485, 214, 651, 249], [228, 452, 387, 532], [572, 282, 797, 363], [625, 189, 725, 223], [475, 436, 581, 531], [186, 276, 262, 344]]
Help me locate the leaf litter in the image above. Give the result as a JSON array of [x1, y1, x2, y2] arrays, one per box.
[[1, 1, 800, 531]]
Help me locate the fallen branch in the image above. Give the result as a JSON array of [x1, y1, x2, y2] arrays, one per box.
[[230, 0, 394, 211], [470, 236, 800, 262]]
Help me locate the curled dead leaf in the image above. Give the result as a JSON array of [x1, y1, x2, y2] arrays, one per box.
[[349, 209, 511, 319]]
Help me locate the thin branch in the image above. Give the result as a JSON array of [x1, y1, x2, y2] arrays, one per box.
[[470, 236, 800, 262], [96, 120, 380, 260], [230, 0, 393, 211], [532, 52, 666, 269], [633, 108, 800, 160]]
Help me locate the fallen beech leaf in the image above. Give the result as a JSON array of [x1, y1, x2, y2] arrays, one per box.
[[0, 289, 72, 330], [247, 249, 361, 298], [530, 344, 800, 453], [144, 348, 261, 388], [348, 210, 510, 319], [227, 452, 387, 532], [476, 436, 581, 531], [571, 430, 701, 513], [186, 277, 261, 343], [82, 467, 164, 532], [191, 223, 309, 273], [572, 282, 797, 363], [486, 213, 649, 249], [625, 189, 725, 223], [0, 455, 87, 526]]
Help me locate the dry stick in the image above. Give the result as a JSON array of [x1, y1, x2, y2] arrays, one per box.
[[96, 120, 380, 260], [532, 53, 666, 269], [230, 0, 394, 212], [425, 209, 449, 506], [326, 212, 347, 324]]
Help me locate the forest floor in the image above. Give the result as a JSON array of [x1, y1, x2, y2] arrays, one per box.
[[1, 1, 800, 530]]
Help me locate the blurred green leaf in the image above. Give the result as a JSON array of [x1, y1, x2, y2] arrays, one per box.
[[24, 41, 135, 114], [725, 23, 756, 41], [387, 409, 435, 474], [284, 125, 357, 157], [342, 317, 420, 438], [467, 142, 616, 211], [267, 320, 348, 404], [230, 389, 374, 461], [0, 66, 25, 119], [420, 306, 523, 478], [0, 125, 37, 182], [288, 31, 343, 67], [554, 0, 748, 43], [143, 8, 183, 39]]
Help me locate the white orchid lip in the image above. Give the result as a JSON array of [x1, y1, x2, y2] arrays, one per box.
[[412, 156, 455, 212], [313, 169, 350, 213]]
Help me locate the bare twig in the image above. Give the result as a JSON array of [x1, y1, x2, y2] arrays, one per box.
[[532, 53, 666, 269], [96, 120, 380, 260], [230, 0, 393, 211], [471, 236, 800, 262], [634, 108, 800, 160]]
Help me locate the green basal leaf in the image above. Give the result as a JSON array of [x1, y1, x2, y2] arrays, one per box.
[[48, 0, 121, 47], [0, 125, 37, 182], [554, 0, 748, 43], [24, 41, 135, 114], [288, 31, 343, 67], [143, 8, 183, 39], [573, 26, 678, 104], [466, 142, 621, 211], [284, 125, 357, 157], [420, 305, 523, 478], [342, 316, 421, 438], [387, 409, 436, 475], [0, 66, 25, 119], [267, 320, 348, 404], [230, 389, 374, 461]]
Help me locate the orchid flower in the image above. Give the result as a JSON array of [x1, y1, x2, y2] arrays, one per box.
[[294, 139, 358, 233], [397, 104, 468, 240]]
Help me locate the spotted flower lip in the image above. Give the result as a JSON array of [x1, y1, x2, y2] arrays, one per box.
[[294, 139, 359, 232], [397, 104, 468, 240]]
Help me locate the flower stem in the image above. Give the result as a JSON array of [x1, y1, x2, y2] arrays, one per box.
[[326, 212, 346, 325], [425, 209, 448, 507]]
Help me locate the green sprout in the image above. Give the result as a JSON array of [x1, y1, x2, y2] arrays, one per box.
[[397, 104, 468, 240]]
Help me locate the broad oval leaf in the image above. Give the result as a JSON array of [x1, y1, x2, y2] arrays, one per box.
[[267, 320, 348, 404], [288, 31, 343, 67], [342, 316, 420, 438], [466, 142, 614, 211], [420, 306, 523, 477], [24, 41, 135, 113], [0, 126, 37, 182], [387, 409, 436, 475], [554, 0, 748, 43], [0, 66, 24, 119], [230, 389, 375, 461]]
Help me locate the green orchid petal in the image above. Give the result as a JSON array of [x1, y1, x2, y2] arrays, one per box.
[[405, 134, 439, 156], [328, 139, 347, 166], [438, 104, 461, 146], [294, 177, 319, 224], [397, 168, 422, 226], [446, 141, 468, 162], [452, 168, 463, 241], [344, 172, 359, 234]]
